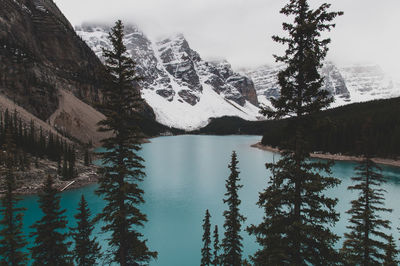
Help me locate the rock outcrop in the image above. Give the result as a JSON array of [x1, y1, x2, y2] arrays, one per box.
[[244, 62, 400, 107], [0, 0, 106, 121], [77, 24, 261, 129], [0, 0, 157, 142]]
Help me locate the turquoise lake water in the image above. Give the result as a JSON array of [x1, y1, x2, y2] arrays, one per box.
[[17, 135, 400, 265]]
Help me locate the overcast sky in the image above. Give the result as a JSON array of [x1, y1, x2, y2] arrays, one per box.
[[55, 0, 399, 78]]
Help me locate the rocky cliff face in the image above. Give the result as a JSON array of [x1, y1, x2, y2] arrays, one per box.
[[244, 62, 400, 108], [77, 24, 261, 129], [0, 0, 109, 121], [339, 64, 400, 102]]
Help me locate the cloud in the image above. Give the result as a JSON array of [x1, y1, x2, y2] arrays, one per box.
[[55, 0, 399, 78]]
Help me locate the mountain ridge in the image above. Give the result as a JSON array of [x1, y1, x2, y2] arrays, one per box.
[[76, 24, 262, 130], [243, 62, 400, 109], [77, 22, 400, 130]]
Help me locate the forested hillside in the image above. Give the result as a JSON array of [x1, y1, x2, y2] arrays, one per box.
[[261, 97, 400, 158], [0, 109, 77, 180], [197, 97, 400, 158]]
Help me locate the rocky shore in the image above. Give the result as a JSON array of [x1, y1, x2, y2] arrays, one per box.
[[251, 142, 400, 168], [6, 159, 100, 195]]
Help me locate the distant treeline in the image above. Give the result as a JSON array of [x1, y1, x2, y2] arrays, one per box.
[[0, 109, 77, 179], [196, 97, 400, 158], [194, 116, 271, 135], [135, 116, 184, 137], [261, 97, 400, 158]]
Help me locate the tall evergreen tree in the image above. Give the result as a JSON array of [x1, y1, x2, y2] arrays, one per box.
[[0, 128, 28, 265], [212, 225, 220, 266], [30, 175, 72, 265], [62, 157, 68, 180], [383, 235, 398, 266], [201, 209, 212, 266], [341, 157, 392, 265], [262, 0, 343, 119], [84, 148, 90, 166], [95, 20, 157, 265], [71, 195, 102, 266], [221, 151, 245, 266], [248, 0, 343, 265], [247, 163, 291, 265]]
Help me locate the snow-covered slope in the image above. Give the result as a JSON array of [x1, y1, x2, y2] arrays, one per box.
[[76, 24, 400, 130], [76, 24, 262, 130], [339, 64, 400, 103], [244, 62, 400, 108]]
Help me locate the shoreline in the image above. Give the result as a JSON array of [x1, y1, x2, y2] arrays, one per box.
[[14, 167, 99, 196], [15, 139, 153, 196], [251, 142, 400, 168]]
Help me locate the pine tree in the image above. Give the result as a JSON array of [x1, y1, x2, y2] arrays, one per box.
[[242, 259, 252, 266], [248, 0, 343, 265], [383, 235, 398, 266], [30, 175, 72, 265], [0, 128, 28, 265], [38, 127, 45, 158], [84, 148, 90, 166], [67, 161, 74, 180], [262, 0, 343, 119], [28, 120, 35, 155], [71, 195, 102, 266], [212, 225, 220, 266], [221, 151, 245, 265], [68, 147, 75, 179], [341, 158, 392, 265], [201, 209, 212, 266], [95, 20, 157, 265], [247, 163, 291, 264], [62, 157, 68, 180]]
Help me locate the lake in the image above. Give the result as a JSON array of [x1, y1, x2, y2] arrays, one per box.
[[17, 135, 400, 265]]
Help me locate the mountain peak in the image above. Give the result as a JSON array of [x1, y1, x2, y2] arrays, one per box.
[[244, 62, 400, 108], [77, 24, 261, 129]]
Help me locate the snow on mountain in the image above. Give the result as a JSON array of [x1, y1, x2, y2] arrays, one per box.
[[76, 23, 400, 130], [244, 62, 400, 109], [76, 24, 262, 130], [339, 64, 400, 103]]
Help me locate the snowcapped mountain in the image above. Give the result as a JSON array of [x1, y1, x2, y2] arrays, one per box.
[[244, 62, 400, 109], [76, 24, 261, 130], [339, 64, 400, 103], [76, 23, 400, 130]]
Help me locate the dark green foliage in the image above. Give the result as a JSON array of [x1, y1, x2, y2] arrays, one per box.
[[71, 195, 102, 266], [221, 151, 245, 265], [201, 209, 212, 266], [341, 158, 392, 265], [133, 116, 184, 137], [67, 147, 76, 179], [383, 235, 398, 266], [241, 259, 252, 266], [0, 128, 28, 265], [212, 225, 220, 266], [95, 20, 157, 265], [194, 116, 270, 135], [84, 148, 90, 166], [248, 149, 340, 265], [62, 158, 68, 180], [264, 0, 342, 119], [247, 161, 290, 265], [260, 97, 400, 158], [0, 109, 76, 171], [248, 1, 342, 265], [30, 175, 72, 265], [61, 145, 76, 180], [197, 97, 400, 158]]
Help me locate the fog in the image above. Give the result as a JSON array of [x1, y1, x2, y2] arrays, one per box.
[[55, 0, 400, 78]]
